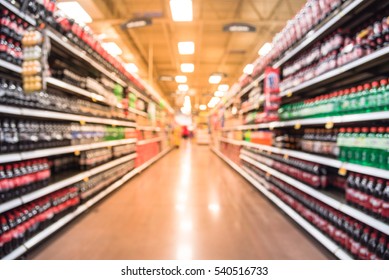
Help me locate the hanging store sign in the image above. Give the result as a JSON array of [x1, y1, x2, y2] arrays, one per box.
[[223, 23, 256, 32], [122, 18, 152, 29]]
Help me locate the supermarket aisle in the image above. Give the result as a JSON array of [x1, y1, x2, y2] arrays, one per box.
[[30, 141, 330, 260]]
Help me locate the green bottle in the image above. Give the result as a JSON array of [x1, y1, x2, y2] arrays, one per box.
[[351, 127, 361, 164], [377, 79, 387, 111], [360, 127, 370, 165], [368, 81, 379, 112], [357, 83, 371, 113], [376, 127, 386, 169], [348, 87, 359, 114], [337, 127, 347, 161], [382, 79, 389, 110], [339, 89, 351, 114], [345, 127, 354, 162], [367, 127, 378, 167]]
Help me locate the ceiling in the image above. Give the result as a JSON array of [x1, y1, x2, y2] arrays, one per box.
[[61, 0, 306, 109]]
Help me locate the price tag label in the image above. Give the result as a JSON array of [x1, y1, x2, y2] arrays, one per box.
[[338, 165, 347, 176], [269, 124, 275, 131], [80, 120, 86, 125], [294, 122, 301, 130], [112, 124, 117, 127], [286, 91, 293, 97], [83, 177, 89, 182], [74, 150, 80, 156], [92, 97, 97, 103], [325, 121, 334, 129], [265, 172, 271, 179], [283, 154, 289, 160]]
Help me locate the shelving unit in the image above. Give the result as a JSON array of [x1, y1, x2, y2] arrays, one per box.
[[211, 147, 353, 260], [1, 146, 173, 260], [137, 126, 161, 131], [137, 137, 163, 146], [0, 58, 22, 74], [0, 0, 36, 25]]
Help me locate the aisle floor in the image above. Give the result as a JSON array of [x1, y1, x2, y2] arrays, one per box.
[[30, 141, 330, 260]]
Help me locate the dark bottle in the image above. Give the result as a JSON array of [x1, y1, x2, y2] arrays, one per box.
[[382, 181, 389, 222], [369, 179, 384, 218], [367, 230, 379, 259], [375, 237, 387, 259], [350, 223, 362, 258], [383, 243, 389, 260], [358, 227, 370, 260]]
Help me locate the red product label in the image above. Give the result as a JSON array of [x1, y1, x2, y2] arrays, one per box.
[[382, 201, 389, 219]]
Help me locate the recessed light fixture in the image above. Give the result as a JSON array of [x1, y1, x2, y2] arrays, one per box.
[[243, 64, 254, 75], [258, 42, 272, 56], [181, 63, 194, 73], [57, 2, 92, 24], [199, 104, 207, 111], [178, 84, 189, 91], [170, 0, 193, 22], [208, 74, 223, 84], [159, 75, 174, 81], [178, 42, 195, 55], [124, 63, 138, 73], [175, 75, 187, 83], [102, 42, 123, 56], [218, 84, 229, 91], [214, 91, 224, 97]]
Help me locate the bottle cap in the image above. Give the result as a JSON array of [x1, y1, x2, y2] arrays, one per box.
[[357, 85, 363, 91], [372, 81, 379, 87], [370, 127, 377, 133], [362, 127, 369, 133], [354, 127, 360, 133], [364, 83, 371, 89], [381, 79, 388, 85], [378, 127, 385, 133]]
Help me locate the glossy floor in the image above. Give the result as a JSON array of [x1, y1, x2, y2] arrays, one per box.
[[29, 141, 331, 260]]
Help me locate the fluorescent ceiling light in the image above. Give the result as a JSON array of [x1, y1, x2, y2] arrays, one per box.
[[214, 91, 224, 97], [175, 75, 187, 83], [258, 42, 272, 56], [184, 95, 191, 108], [178, 84, 189, 91], [170, 0, 193, 22], [207, 96, 221, 108], [243, 64, 254, 75], [218, 84, 229, 91], [124, 63, 138, 73], [159, 75, 174, 81], [181, 63, 194, 73], [208, 74, 223, 84], [178, 42, 195, 55], [199, 104, 207, 111], [102, 42, 122, 56], [57, 2, 92, 24]]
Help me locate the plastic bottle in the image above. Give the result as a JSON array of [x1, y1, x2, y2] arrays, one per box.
[[367, 230, 379, 259], [359, 127, 369, 165], [375, 236, 386, 259], [358, 227, 370, 259], [351, 127, 361, 164], [337, 128, 347, 161], [376, 127, 386, 169], [367, 127, 378, 167], [369, 179, 384, 218], [377, 79, 387, 110], [345, 127, 354, 162], [368, 81, 379, 112]]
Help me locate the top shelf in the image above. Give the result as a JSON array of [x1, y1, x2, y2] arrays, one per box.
[[273, 0, 367, 68], [46, 29, 127, 88], [0, 0, 36, 26]]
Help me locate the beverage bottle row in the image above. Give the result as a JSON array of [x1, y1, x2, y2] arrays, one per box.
[[0, 186, 79, 258], [346, 173, 389, 222], [0, 159, 50, 203], [266, 174, 389, 260], [301, 128, 339, 157], [79, 148, 112, 170], [337, 126, 389, 169], [279, 79, 389, 120]]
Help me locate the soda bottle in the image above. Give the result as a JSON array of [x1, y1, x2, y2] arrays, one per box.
[[357, 84, 371, 113], [354, 174, 363, 209], [377, 79, 388, 110], [366, 127, 378, 166], [367, 230, 379, 259], [351, 127, 361, 164], [337, 128, 347, 161], [346, 172, 356, 206], [382, 181, 389, 222], [349, 86, 361, 113], [386, 127, 389, 170], [368, 81, 379, 112], [375, 236, 386, 259], [385, 78, 389, 110], [345, 127, 354, 162], [350, 223, 362, 258], [359, 127, 369, 165], [376, 127, 386, 169], [358, 227, 370, 259], [383, 243, 389, 260], [369, 179, 384, 217], [359, 176, 369, 210]]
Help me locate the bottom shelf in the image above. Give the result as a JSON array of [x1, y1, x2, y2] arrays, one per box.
[[1, 147, 173, 260], [211, 147, 353, 260]]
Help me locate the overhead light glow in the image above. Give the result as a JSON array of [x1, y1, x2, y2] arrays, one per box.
[[258, 42, 272, 56], [175, 75, 187, 83], [243, 64, 254, 75], [57, 2, 92, 24], [208, 74, 223, 84], [214, 91, 224, 97], [181, 96, 192, 115], [124, 63, 138, 73], [102, 42, 123, 56], [207, 96, 221, 108], [159, 75, 174, 81], [218, 84, 229, 91], [181, 63, 194, 73], [170, 0, 193, 22], [178, 41, 195, 55], [199, 104, 207, 111], [178, 84, 189, 92]]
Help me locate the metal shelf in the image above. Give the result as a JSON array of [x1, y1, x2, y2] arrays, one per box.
[[211, 147, 352, 260], [46, 78, 109, 104], [240, 152, 389, 235], [222, 111, 389, 131], [0, 104, 136, 127], [223, 138, 389, 180], [0, 138, 137, 164], [273, 0, 365, 68], [1, 147, 173, 260], [137, 137, 163, 146], [0, 0, 36, 26], [280, 45, 389, 97], [46, 29, 126, 88], [0, 153, 137, 214], [137, 126, 161, 132], [128, 107, 148, 117], [0, 59, 22, 74]]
